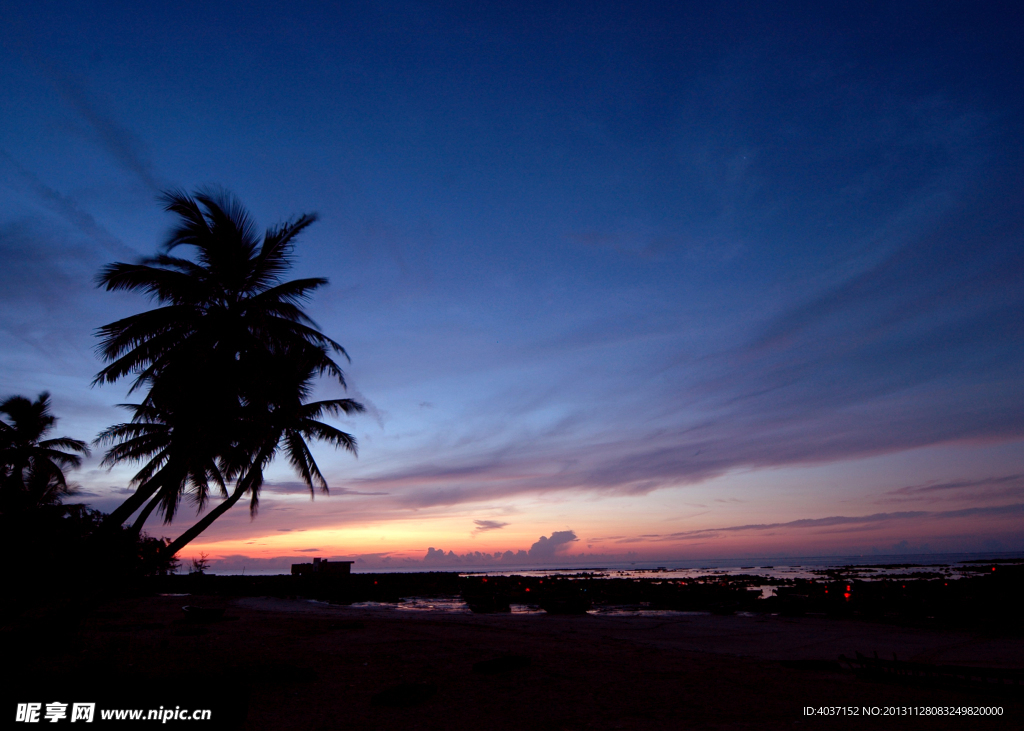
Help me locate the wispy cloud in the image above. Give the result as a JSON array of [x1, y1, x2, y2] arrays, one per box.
[[618, 503, 1024, 543], [887, 474, 1024, 496], [332, 161, 1024, 510], [877, 474, 1024, 506], [472, 519, 509, 534], [262, 480, 387, 497], [0, 151, 134, 258], [48, 73, 162, 193], [0, 217, 113, 368]]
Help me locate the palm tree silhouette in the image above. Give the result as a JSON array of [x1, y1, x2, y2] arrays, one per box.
[[96, 189, 363, 554], [97, 398, 227, 535], [0, 392, 90, 511], [161, 350, 363, 556]]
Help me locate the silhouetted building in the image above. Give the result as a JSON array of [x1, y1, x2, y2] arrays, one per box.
[[291, 557, 353, 576]]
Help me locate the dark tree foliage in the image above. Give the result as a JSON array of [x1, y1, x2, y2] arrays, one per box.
[[1, 397, 176, 626], [1, 392, 90, 512], [95, 189, 363, 557]]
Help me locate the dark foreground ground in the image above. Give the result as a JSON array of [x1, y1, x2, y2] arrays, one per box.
[[8, 592, 1023, 730]]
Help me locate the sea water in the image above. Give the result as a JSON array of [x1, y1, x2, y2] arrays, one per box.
[[294, 551, 1020, 615]]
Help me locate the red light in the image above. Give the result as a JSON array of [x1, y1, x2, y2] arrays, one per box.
[[843, 592, 850, 600], [902, 585, 905, 588], [525, 587, 530, 592], [482, 578, 487, 582], [824, 589, 828, 594], [845, 585, 851, 591], [992, 567, 996, 572], [374, 581, 378, 585]]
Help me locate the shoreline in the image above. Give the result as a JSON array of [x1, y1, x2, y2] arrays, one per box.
[[140, 561, 1024, 633], [196, 550, 1024, 577]]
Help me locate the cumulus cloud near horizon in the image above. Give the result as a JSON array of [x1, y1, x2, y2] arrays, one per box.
[[197, 530, 584, 572], [422, 529, 580, 566], [527, 530, 578, 558]]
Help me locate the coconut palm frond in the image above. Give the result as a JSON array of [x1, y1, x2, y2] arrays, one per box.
[[95, 188, 362, 550], [0, 392, 89, 511]]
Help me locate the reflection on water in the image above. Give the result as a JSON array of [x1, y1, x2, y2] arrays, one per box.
[[346, 597, 472, 613], [394, 596, 471, 613], [461, 552, 1018, 584], [345, 596, 547, 614], [587, 607, 712, 617], [328, 599, 764, 618]]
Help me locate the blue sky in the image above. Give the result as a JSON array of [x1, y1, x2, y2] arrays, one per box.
[[2, 1, 1023, 568]]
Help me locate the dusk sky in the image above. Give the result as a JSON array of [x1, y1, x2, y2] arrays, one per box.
[[2, 1, 1023, 571]]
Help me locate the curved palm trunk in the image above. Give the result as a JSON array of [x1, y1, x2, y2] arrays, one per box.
[[104, 483, 160, 528], [160, 484, 246, 559], [160, 448, 273, 560], [130, 492, 163, 536]]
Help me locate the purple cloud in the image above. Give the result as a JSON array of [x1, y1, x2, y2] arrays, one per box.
[[886, 474, 1024, 496], [528, 530, 578, 559], [472, 519, 509, 534], [618, 503, 1024, 542]]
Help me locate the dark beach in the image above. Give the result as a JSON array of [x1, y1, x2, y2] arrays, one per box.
[[10, 574, 1023, 731]]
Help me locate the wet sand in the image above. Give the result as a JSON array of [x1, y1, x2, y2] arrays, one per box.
[[22, 594, 1024, 730]]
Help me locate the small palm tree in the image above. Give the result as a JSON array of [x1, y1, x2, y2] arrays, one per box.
[[0, 393, 90, 511], [96, 189, 362, 554]]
